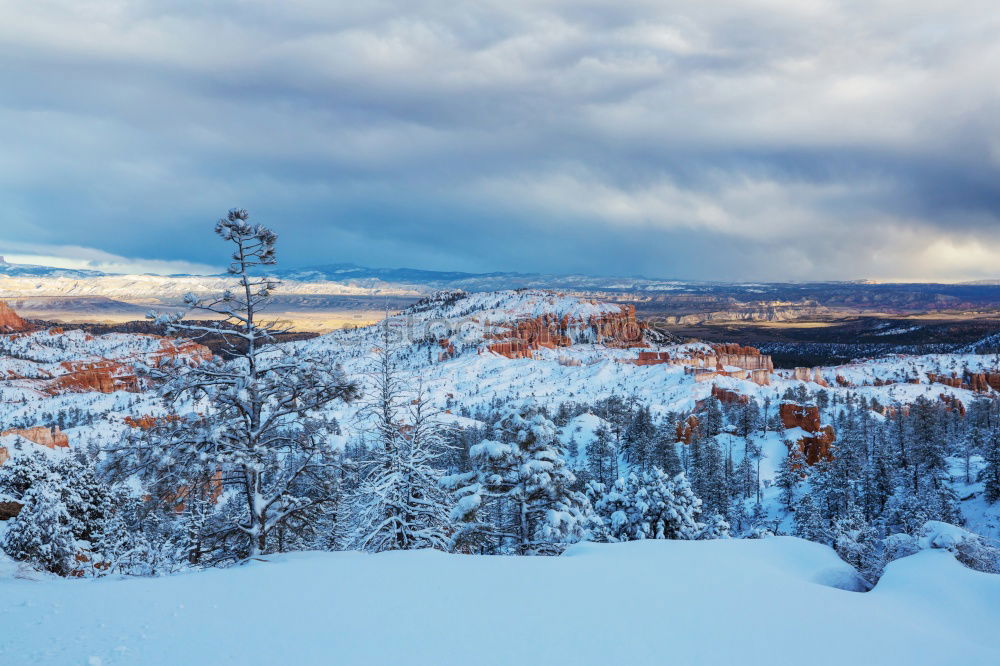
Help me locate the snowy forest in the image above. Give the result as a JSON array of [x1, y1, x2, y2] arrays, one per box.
[[2, 212, 999, 589]]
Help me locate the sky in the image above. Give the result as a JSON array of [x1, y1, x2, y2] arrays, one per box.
[[1, 1, 999, 281]]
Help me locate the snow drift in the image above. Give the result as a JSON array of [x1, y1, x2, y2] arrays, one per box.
[[2, 537, 997, 665]]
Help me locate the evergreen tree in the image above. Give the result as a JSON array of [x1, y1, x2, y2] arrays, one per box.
[[109, 210, 359, 559], [586, 423, 617, 488], [622, 405, 655, 469], [701, 398, 724, 439], [588, 469, 704, 541], [0, 452, 121, 575], [0, 451, 53, 499], [794, 491, 829, 543], [449, 411, 592, 555], [652, 419, 683, 477], [982, 425, 1000, 504], [910, 396, 948, 493], [699, 512, 731, 540], [353, 341, 454, 552], [776, 447, 803, 511], [1, 481, 78, 576], [696, 439, 729, 518]]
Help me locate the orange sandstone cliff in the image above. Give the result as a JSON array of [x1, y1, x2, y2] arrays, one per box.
[[0, 301, 31, 333]]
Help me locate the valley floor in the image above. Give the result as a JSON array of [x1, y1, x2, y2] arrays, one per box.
[[3, 537, 998, 666]]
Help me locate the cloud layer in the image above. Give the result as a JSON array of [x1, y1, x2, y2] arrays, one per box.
[[1, 0, 998, 280]]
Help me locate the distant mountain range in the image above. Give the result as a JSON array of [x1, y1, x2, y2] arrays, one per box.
[[267, 262, 697, 292], [4, 256, 998, 291], [0, 257, 693, 292], [0, 256, 108, 279]]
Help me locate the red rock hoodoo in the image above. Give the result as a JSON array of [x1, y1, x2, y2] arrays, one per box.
[[1, 426, 69, 449], [150, 338, 214, 367], [0, 426, 69, 471], [47, 360, 142, 394], [710, 385, 749, 405], [124, 414, 182, 430], [792, 367, 828, 386], [486, 306, 647, 359], [0, 301, 31, 333], [779, 403, 835, 465], [165, 469, 224, 513], [938, 394, 967, 416], [927, 370, 1000, 393], [437, 338, 456, 361], [636, 344, 773, 386], [675, 415, 700, 445]]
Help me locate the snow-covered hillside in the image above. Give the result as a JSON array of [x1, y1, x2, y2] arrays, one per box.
[[2, 288, 998, 483], [292, 290, 996, 426], [2, 537, 997, 665]]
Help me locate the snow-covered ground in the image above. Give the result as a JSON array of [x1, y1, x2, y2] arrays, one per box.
[[2, 537, 997, 665]]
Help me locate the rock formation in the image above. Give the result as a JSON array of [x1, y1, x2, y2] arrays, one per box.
[[927, 370, 1000, 393], [968, 372, 1000, 392], [0, 301, 30, 332], [0, 426, 69, 482], [150, 338, 214, 367], [123, 414, 182, 430], [0, 426, 69, 450], [165, 469, 224, 513], [0, 499, 21, 519], [675, 415, 700, 445], [779, 403, 822, 432], [938, 394, 966, 416], [47, 360, 142, 394], [792, 367, 828, 386], [779, 403, 835, 465], [486, 306, 647, 359], [635, 344, 773, 386], [437, 338, 456, 361], [709, 385, 749, 405]]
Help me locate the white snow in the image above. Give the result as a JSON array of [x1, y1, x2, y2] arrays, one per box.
[[1, 537, 997, 665]]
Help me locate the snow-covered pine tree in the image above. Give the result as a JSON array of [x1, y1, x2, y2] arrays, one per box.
[[0, 451, 53, 500], [111, 210, 359, 559], [1, 481, 78, 576], [794, 491, 829, 543], [734, 447, 756, 500], [585, 423, 617, 487], [909, 396, 948, 494], [588, 468, 704, 541], [623, 405, 655, 470], [587, 475, 637, 542], [696, 438, 730, 518], [830, 507, 879, 578], [353, 322, 453, 552], [0, 452, 120, 576], [653, 418, 682, 477], [983, 425, 1000, 504], [448, 411, 592, 555], [658, 472, 705, 539], [699, 511, 731, 540], [776, 447, 804, 511], [701, 397, 724, 438]]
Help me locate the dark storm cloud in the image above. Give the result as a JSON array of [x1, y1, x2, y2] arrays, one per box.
[[1, 0, 998, 280]]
